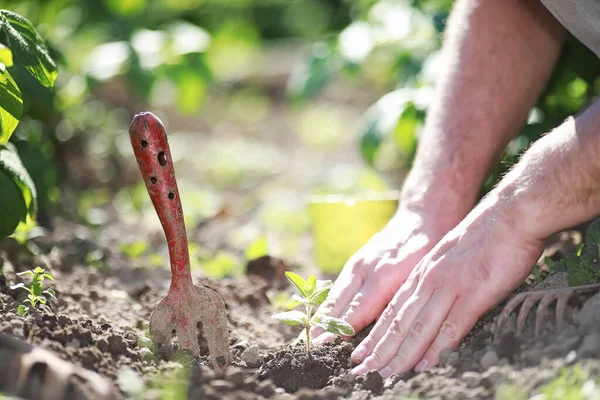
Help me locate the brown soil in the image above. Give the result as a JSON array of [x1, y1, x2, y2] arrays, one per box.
[[2, 217, 600, 400]]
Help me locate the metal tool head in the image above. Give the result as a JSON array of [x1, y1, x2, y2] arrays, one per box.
[[149, 284, 230, 368]]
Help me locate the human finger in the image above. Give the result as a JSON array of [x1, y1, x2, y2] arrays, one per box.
[[379, 289, 456, 377], [351, 278, 426, 373], [413, 296, 484, 371]]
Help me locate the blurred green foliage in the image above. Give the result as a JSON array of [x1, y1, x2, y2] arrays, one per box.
[[288, 0, 600, 192], [1, 0, 598, 267]]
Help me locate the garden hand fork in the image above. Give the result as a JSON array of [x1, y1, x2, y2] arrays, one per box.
[[129, 111, 230, 368]]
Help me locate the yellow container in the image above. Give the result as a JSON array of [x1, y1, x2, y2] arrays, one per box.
[[308, 192, 400, 274]]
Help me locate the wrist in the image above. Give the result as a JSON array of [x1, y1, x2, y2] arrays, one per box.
[[399, 166, 480, 228]]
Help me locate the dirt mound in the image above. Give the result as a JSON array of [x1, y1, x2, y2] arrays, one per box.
[[258, 337, 354, 392]]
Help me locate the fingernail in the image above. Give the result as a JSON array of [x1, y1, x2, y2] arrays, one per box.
[[351, 345, 367, 362], [414, 359, 428, 372], [351, 364, 368, 375], [379, 366, 393, 379]]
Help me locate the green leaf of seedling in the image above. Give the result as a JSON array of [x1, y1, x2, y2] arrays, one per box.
[[272, 310, 308, 327], [43, 272, 54, 281], [0, 66, 22, 144], [44, 288, 56, 299], [285, 271, 307, 298], [310, 287, 331, 306], [33, 266, 44, 274], [311, 280, 332, 301], [17, 304, 26, 316], [32, 282, 42, 296], [9, 282, 25, 290], [16, 270, 34, 277], [0, 10, 58, 88], [304, 275, 316, 297], [312, 316, 355, 336], [38, 296, 46, 305]]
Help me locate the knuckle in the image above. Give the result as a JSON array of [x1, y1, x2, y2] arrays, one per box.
[[409, 320, 425, 338], [440, 321, 459, 341], [389, 317, 406, 337], [383, 301, 399, 319]]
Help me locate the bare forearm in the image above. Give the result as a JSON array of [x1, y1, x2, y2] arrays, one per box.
[[495, 99, 600, 240], [403, 0, 565, 227]]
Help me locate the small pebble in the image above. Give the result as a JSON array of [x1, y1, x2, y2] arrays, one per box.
[[362, 371, 384, 394], [241, 344, 260, 366], [81, 299, 92, 312], [96, 337, 109, 352], [256, 381, 276, 398], [107, 334, 127, 355], [580, 334, 600, 358], [480, 350, 499, 370], [225, 368, 245, 387]]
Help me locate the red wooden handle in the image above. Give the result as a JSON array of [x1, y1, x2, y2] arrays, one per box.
[[129, 112, 192, 289]]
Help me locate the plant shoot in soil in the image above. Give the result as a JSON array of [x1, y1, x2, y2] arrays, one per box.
[[10, 266, 56, 315], [272, 271, 354, 353]]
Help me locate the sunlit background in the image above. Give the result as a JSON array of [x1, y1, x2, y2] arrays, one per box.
[[4, 0, 599, 278]]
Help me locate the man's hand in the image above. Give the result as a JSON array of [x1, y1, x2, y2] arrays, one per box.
[[351, 95, 600, 376], [311, 0, 564, 346], [350, 197, 544, 376], [310, 206, 450, 343]]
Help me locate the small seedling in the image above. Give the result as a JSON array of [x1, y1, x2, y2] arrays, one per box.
[[272, 271, 355, 353], [10, 266, 57, 316]]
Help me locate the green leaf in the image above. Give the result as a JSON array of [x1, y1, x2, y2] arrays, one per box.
[[310, 280, 332, 306], [245, 236, 268, 260], [42, 272, 54, 281], [272, 310, 307, 327], [33, 266, 44, 274], [44, 288, 56, 299], [0, 65, 22, 144], [9, 282, 25, 290], [286, 42, 336, 101], [0, 44, 13, 67], [16, 270, 33, 276], [17, 304, 26, 315], [0, 143, 38, 219], [32, 282, 42, 296], [0, 10, 58, 88], [312, 316, 355, 336], [120, 241, 148, 258], [285, 271, 307, 298], [0, 168, 26, 239], [304, 275, 316, 297]]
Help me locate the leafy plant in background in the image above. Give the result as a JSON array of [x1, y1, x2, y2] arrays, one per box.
[[272, 271, 354, 353], [10, 266, 57, 315], [0, 10, 57, 239], [288, 0, 600, 193]]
